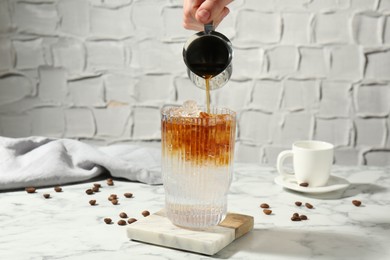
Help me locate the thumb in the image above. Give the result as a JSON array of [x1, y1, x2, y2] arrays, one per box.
[[195, 0, 225, 24]]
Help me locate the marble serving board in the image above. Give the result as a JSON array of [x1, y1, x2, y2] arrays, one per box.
[[127, 209, 254, 255]]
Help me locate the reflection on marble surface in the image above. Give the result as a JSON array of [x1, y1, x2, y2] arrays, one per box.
[[1, 164, 389, 259]]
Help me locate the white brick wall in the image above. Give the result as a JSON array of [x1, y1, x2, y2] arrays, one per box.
[[0, 0, 389, 166], [13, 2, 58, 35]]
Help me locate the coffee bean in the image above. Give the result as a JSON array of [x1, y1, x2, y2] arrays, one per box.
[[43, 193, 50, 199], [111, 199, 119, 205], [142, 210, 150, 217], [93, 183, 101, 188], [300, 215, 308, 220], [89, 200, 96, 206], [85, 189, 94, 195], [118, 220, 127, 226], [107, 178, 114, 186], [124, 193, 133, 198], [104, 218, 112, 224], [260, 203, 270, 209], [119, 212, 128, 218], [305, 203, 314, 209], [263, 209, 272, 215], [293, 212, 299, 218], [295, 201, 302, 206], [291, 216, 301, 221], [108, 194, 117, 201], [92, 186, 99, 192], [25, 187, 36, 193], [54, 186, 62, 192], [299, 182, 309, 187], [352, 200, 362, 207], [127, 218, 137, 224]]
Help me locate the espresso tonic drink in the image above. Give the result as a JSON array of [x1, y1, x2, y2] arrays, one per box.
[[161, 101, 236, 228]]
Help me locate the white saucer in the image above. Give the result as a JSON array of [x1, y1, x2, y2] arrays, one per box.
[[274, 175, 350, 194]]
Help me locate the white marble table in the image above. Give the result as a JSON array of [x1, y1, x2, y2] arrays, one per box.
[[1, 164, 389, 260]]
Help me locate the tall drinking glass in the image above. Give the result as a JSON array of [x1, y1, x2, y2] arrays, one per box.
[[161, 106, 236, 228]]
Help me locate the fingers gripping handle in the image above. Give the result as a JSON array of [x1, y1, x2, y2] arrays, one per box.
[[204, 22, 214, 34], [276, 150, 294, 178]]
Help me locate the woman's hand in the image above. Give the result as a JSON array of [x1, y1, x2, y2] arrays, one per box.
[[183, 0, 233, 31]]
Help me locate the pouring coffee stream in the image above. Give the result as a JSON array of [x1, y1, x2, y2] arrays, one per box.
[[183, 22, 233, 113]]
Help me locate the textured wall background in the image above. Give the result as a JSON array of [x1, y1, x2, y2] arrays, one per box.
[[0, 0, 390, 166]]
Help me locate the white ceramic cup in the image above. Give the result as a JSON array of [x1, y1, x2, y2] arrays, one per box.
[[276, 140, 334, 187]]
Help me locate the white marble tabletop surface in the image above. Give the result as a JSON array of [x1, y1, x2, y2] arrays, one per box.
[[1, 164, 390, 260]]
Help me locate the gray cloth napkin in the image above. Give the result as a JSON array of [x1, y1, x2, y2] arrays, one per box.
[[0, 136, 162, 191]]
